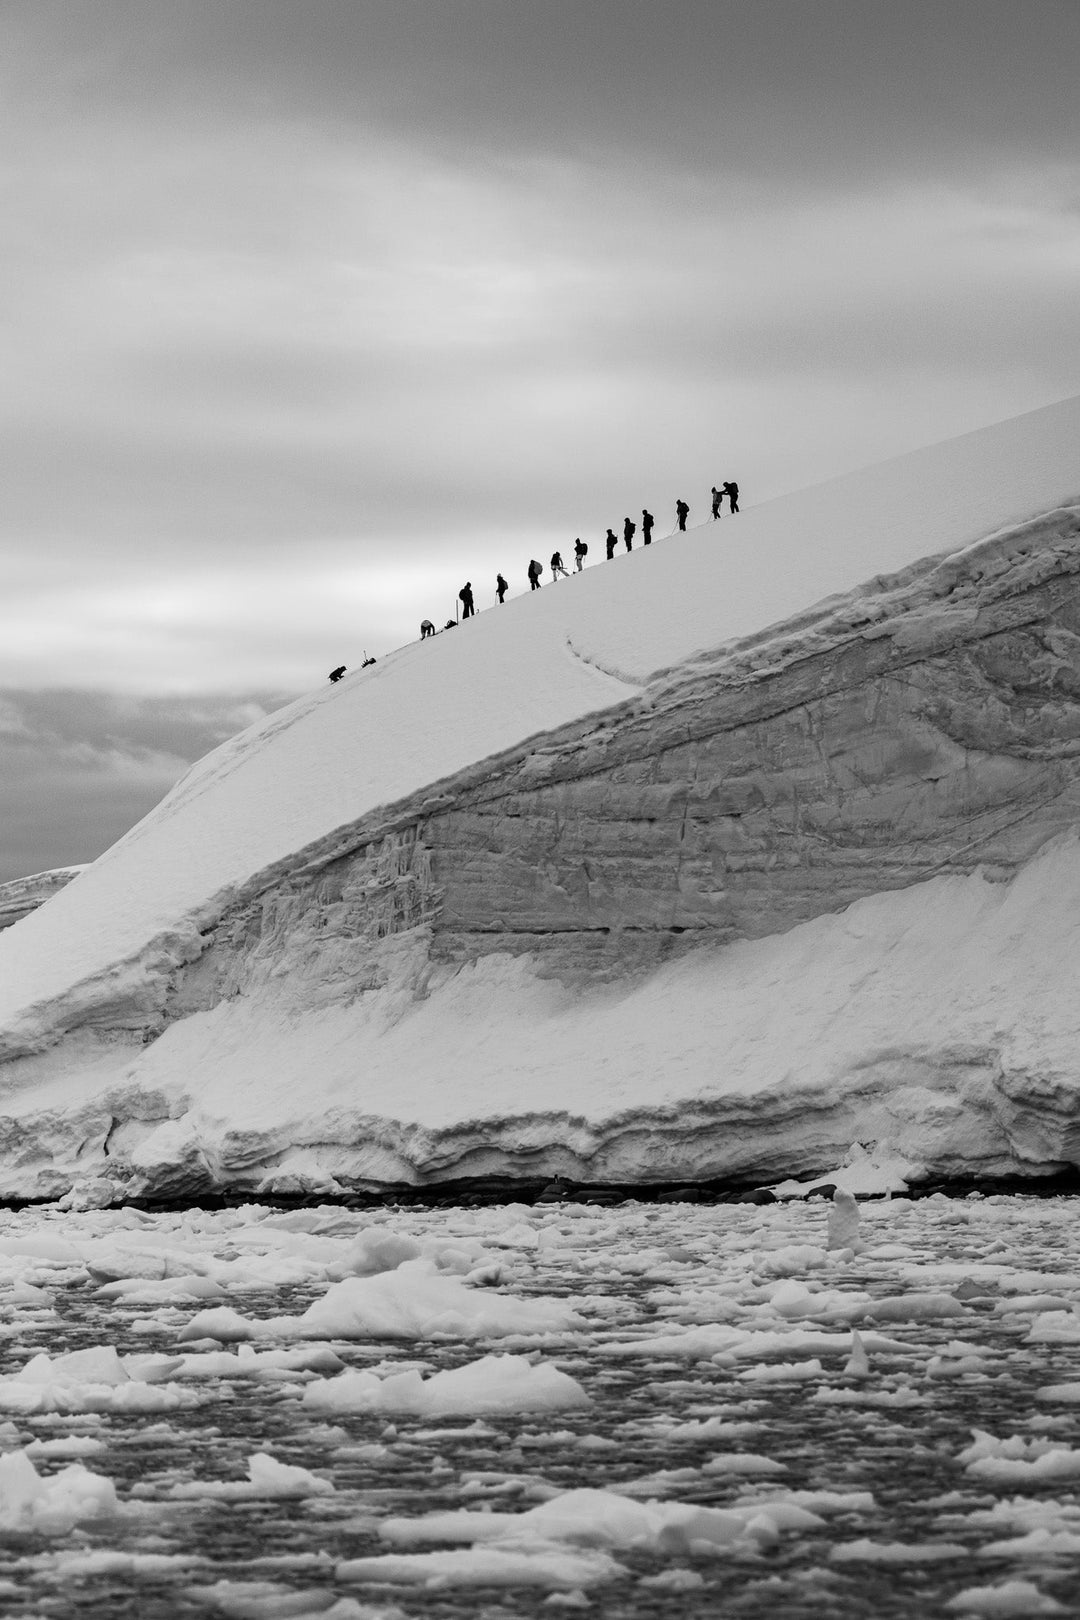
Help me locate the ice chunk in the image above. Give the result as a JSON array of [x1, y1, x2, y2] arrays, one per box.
[[0, 1448, 119, 1533], [301, 1354, 589, 1416], [944, 1578, 1066, 1615], [337, 1547, 625, 1589], [827, 1190, 861, 1252], [170, 1452, 335, 1500]]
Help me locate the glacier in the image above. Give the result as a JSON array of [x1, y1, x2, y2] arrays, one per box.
[[1, 395, 1080, 1201]]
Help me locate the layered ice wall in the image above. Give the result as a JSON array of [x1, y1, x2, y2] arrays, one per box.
[[0, 868, 84, 933], [1, 397, 1080, 1199]]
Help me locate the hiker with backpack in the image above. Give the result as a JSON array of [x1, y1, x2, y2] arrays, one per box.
[[605, 528, 617, 560], [459, 582, 475, 619], [676, 498, 689, 531], [574, 538, 588, 571], [420, 620, 435, 639], [551, 550, 569, 580], [723, 480, 740, 513], [623, 517, 635, 552], [496, 573, 508, 604], [642, 509, 654, 545], [711, 486, 722, 519], [528, 559, 543, 590]]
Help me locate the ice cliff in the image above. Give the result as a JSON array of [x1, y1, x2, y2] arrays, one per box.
[[0, 868, 84, 933], [1, 396, 1080, 1201]]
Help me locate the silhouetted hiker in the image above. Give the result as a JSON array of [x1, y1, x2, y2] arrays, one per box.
[[676, 498, 689, 531], [723, 480, 739, 513], [443, 619, 457, 629], [329, 665, 346, 682], [362, 653, 376, 667], [623, 517, 635, 552], [420, 620, 435, 639], [496, 573, 508, 604], [574, 538, 588, 571], [711, 486, 722, 519], [605, 528, 617, 560], [459, 582, 475, 618], [642, 509, 654, 545], [551, 551, 569, 580], [528, 559, 543, 590]]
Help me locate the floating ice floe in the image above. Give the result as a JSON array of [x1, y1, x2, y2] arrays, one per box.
[[179, 1259, 583, 1343], [958, 1430, 1080, 1482], [337, 1544, 625, 1590], [301, 1353, 589, 1416], [0, 1448, 119, 1533], [374, 1485, 824, 1560], [170, 1452, 335, 1500], [944, 1577, 1067, 1615], [0, 1344, 203, 1415]]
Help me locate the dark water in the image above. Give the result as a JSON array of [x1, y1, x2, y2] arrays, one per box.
[[1, 1197, 1079, 1617]]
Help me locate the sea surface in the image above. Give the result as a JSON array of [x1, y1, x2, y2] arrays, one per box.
[[1, 1194, 1079, 1618]]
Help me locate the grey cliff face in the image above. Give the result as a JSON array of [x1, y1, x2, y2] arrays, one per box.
[[163, 507, 1080, 1020]]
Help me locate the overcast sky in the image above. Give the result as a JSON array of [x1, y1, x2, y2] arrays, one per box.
[[1, 0, 1078, 879]]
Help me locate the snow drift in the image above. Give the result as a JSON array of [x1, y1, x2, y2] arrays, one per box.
[[1, 396, 1080, 1199]]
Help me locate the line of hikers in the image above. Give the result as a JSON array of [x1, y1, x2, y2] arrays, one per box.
[[418, 482, 739, 639]]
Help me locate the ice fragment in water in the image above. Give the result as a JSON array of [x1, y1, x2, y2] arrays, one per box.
[[827, 1189, 861, 1251], [844, 1329, 870, 1378]]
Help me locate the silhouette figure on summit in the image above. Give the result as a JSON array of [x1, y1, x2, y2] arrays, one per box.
[[574, 538, 588, 571], [528, 559, 543, 590], [459, 582, 475, 618], [496, 573, 508, 604], [605, 528, 617, 560], [723, 480, 739, 513], [676, 498, 689, 531], [551, 550, 569, 580], [623, 517, 635, 553], [642, 509, 654, 545]]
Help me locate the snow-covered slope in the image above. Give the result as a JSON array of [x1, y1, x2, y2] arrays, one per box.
[[2, 396, 1080, 1200]]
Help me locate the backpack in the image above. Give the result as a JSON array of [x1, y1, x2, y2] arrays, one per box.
[[579, 542, 588, 554]]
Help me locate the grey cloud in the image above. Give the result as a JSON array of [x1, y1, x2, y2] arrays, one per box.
[[0, 689, 291, 881], [7, 0, 1080, 183]]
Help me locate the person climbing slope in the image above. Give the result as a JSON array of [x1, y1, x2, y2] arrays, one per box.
[[605, 528, 617, 560], [420, 620, 435, 639], [675, 498, 689, 531], [528, 559, 543, 590], [496, 573, 508, 603], [623, 517, 635, 552], [459, 581, 475, 618], [551, 551, 569, 579], [711, 486, 722, 519], [723, 480, 740, 513], [574, 538, 587, 571], [641, 509, 654, 545]]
